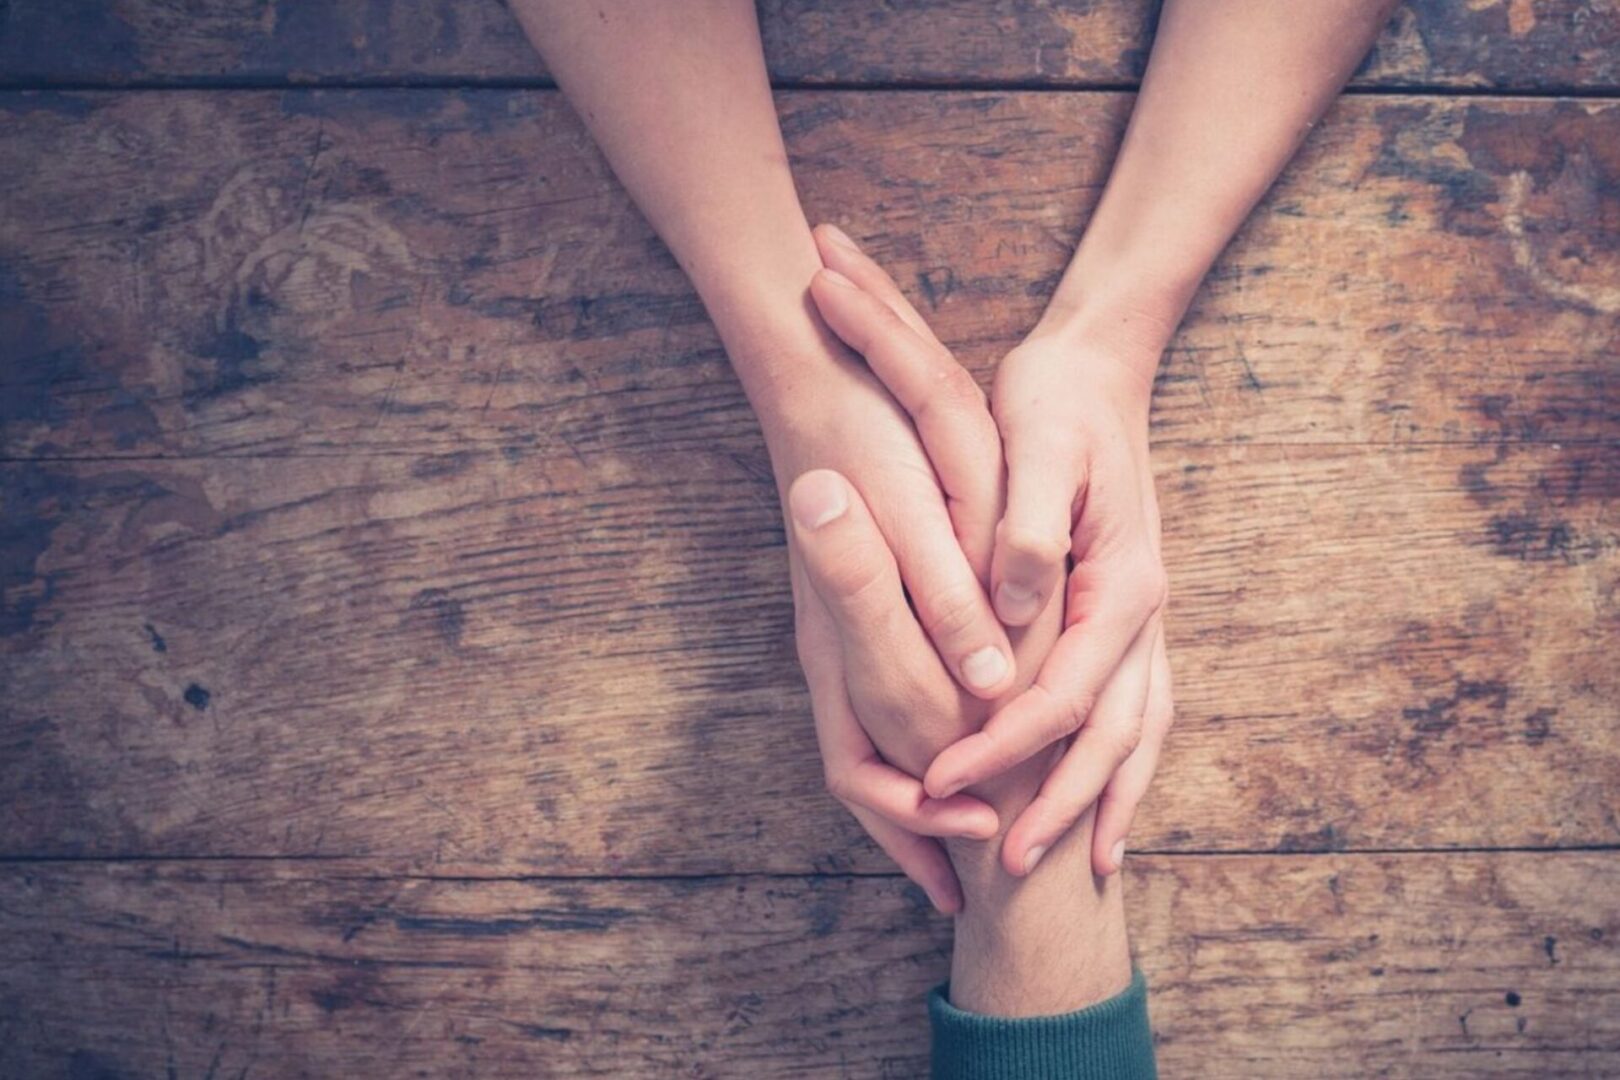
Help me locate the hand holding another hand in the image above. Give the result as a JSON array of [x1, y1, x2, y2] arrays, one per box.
[[759, 228, 1054, 912], [940, 324, 1176, 879], [783, 227, 1177, 900]]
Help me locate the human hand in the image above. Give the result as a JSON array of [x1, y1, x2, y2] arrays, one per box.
[[923, 323, 1176, 880], [771, 226, 1075, 913], [757, 227, 1048, 912]]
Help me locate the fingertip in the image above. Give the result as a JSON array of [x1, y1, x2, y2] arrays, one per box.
[[1000, 835, 1032, 878], [997, 805, 1043, 877], [813, 222, 860, 253], [807, 268, 858, 321], [921, 793, 999, 840], [961, 804, 1000, 841], [813, 266, 856, 291], [1091, 836, 1126, 877], [923, 752, 969, 801], [930, 880, 963, 915], [992, 524, 1067, 624]]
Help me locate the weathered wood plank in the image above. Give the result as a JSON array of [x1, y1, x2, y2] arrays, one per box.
[[2, 90, 1615, 460], [2, 441, 1614, 868], [0, 1, 1616, 92], [1, 854, 1615, 1077]]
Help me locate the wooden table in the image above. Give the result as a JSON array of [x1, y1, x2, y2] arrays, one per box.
[[2, 2, 1617, 1075]]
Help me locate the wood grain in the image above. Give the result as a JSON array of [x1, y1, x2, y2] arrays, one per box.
[[3, 439, 1614, 869], [0, 1, 1616, 92], [1, 854, 1614, 1077], [2, 91, 1617, 461], [2, 8, 1616, 1079]]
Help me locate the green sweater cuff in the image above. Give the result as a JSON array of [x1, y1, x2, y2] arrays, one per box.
[[928, 968, 1157, 1080]]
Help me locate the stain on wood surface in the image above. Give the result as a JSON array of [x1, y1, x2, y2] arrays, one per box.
[[1, 441, 1613, 868], [1, 92, 1616, 460], [2, 7, 1618, 1078]]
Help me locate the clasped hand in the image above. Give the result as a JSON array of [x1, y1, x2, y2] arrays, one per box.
[[773, 227, 1175, 912]]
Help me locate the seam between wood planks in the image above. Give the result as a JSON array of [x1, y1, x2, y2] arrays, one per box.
[[0, 80, 1618, 100], [1, 844, 1617, 879], [3, 439, 1618, 467]]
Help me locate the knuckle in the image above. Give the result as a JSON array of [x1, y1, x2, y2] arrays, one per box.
[[997, 523, 1069, 573], [1056, 691, 1096, 739], [935, 363, 983, 406], [910, 361, 981, 424], [869, 669, 952, 738], [1107, 719, 1145, 762], [819, 544, 891, 608], [918, 580, 984, 642]]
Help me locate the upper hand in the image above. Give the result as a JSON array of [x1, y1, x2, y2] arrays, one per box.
[[762, 226, 1038, 911]]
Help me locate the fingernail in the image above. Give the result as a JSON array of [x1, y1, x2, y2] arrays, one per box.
[[819, 267, 856, 289], [822, 224, 859, 250], [1110, 840, 1126, 872], [1024, 845, 1048, 875], [790, 473, 848, 531], [995, 581, 1041, 623], [961, 646, 1008, 690]]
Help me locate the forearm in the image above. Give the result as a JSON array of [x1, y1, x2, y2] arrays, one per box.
[[1038, 0, 1401, 366], [511, 0, 826, 414], [931, 2, 1408, 1017]]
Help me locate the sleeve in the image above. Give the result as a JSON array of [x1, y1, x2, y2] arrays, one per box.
[[928, 968, 1157, 1080]]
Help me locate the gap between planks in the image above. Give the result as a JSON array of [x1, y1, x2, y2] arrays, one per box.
[[4, 439, 1619, 466], [2, 81, 1620, 102], [3, 843, 1618, 879]]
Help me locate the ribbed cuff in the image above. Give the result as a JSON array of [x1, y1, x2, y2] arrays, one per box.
[[928, 968, 1156, 1080]]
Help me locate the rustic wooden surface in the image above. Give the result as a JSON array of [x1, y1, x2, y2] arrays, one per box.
[[2, 3, 1618, 1077], [2, 855, 1616, 1078], [1, 0, 1617, 92], [1, 441, 1616, 867], [2, 91, 1618, 460]]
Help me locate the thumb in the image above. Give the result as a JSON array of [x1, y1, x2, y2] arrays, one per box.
[[992, 431, 1079, 626]]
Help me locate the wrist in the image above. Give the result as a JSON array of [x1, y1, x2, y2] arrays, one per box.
[[711, 290, 851, 436], [1030, 241, 1191, 386], [947, 821, 1133, 1017], [944, 774, 1133, 1017]]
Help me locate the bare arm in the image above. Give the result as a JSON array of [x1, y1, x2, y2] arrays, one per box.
[[509, 0, 819, 396], [511, 0, 1027, 911], [1042, 0, 1405, 349], [935, 0, 1403, 1016]]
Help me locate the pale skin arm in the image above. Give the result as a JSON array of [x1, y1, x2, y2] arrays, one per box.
[[901, 0, 1405, 1017], [509, 0, 1025, 910], [510, 0, 1129, 1021], [513, 0, 1402, 1023], [932, 0, 1406, 885]]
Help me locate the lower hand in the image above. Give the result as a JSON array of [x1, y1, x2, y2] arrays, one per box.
[[924, 322, 1176, 880]]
